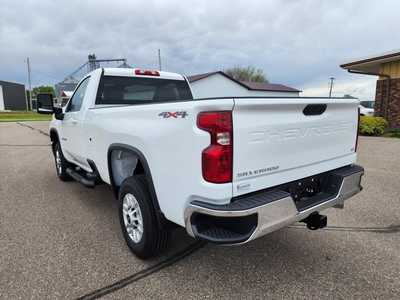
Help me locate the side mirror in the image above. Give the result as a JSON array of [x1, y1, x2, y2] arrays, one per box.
[[36, 93, 54, 114], [37, 93, 64, 120]]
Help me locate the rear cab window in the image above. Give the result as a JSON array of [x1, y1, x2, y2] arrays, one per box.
[[96, 76, 193, 105]]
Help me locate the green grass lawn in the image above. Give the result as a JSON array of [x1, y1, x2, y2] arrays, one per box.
[[0, 111, 52, 122]]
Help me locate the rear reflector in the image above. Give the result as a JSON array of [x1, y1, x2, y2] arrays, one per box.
[[197, 111, 233, 183], [135, 69, 160, 76]]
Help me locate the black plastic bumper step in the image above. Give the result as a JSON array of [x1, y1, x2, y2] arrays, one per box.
[[190, 190, 290, 244], [331, 164, 364, 177], [194, 227, 253, 244], [191, 189, 290, 212]]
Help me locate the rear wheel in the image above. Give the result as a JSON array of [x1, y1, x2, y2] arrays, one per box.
[[53, 142, 71, 181], [119, 175, 170, 259]]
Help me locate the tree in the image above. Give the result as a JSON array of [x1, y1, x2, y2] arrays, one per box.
[[32, 85, 55, 97], [224, 66, 268, 83]]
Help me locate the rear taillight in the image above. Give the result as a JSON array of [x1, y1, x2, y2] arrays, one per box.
[[134, 69, 160, 76], [197, 111, 233, 183], [355, 107, 360, 152]]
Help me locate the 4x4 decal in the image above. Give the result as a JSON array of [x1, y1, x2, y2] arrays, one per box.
[[158, 111, 188, 118]]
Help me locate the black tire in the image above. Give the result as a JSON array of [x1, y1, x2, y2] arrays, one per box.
[[118, 175, 170, 259], [53, 142, 71, 181]]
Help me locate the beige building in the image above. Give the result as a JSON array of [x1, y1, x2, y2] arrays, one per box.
[[341, 50, 400, 128]]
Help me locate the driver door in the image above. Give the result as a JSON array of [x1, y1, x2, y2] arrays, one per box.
[[61, 76, 90, 166]]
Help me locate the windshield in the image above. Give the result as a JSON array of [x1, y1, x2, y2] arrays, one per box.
[[96, 76, 193, 105], [360, 101, 375, 109]]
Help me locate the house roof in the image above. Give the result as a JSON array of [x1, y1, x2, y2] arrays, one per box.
[[0, 80, 25, 87], [187, 71, 300, 93], [340, 49, 400, 74], [187, 71, 218, 82], [239, 81, 300, 92]]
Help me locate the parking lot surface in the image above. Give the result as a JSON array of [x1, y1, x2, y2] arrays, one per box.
[[1, 121, 399, 299]]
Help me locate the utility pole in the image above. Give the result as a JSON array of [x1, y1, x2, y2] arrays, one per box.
[[158, 49, 162, 71], [328, 77, 335, 98], [26, 57, 32, 111]]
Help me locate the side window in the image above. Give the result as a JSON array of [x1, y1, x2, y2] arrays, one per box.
[[67, 77, 90, 112]]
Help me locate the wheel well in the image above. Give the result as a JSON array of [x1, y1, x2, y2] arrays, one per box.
[[107, 145, 165, 228], [50, 130, 58, 143], [50, 130, 59, 153], [109, 149, 145, 188], [108, 144, 166, 228]]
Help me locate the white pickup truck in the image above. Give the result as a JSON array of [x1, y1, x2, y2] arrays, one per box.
[[37, 68, 364, 259]]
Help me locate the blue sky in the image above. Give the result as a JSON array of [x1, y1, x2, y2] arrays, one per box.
[[0, 0, 399, 99]]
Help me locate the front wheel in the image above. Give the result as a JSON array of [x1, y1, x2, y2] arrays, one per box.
[[119, 176, 170, 259]]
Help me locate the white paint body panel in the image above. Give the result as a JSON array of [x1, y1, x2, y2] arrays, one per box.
[[84, 99, 234, 226], [232, 98, 359, 196], [50, 68, 358, 227], [190, 73, 299, 99], [58, 70, 103, 170]]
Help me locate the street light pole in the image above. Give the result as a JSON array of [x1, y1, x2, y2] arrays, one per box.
[[26, 57, 32, 110], [158, 49, 162, 71], [328, 77, 335, 98]]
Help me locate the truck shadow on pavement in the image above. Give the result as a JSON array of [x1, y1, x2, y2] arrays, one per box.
[[4, 123, 399, 299], [67, 181, 400, 299]]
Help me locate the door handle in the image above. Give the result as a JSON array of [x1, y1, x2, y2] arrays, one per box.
[[71, 120, 78, 125], [303, 104, 327, 116]]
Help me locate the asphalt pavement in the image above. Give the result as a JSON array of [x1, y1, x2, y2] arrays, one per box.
[[0, 121, 399, 299]]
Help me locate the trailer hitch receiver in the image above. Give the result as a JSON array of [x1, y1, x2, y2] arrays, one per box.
[[301, 212, 327, 230]]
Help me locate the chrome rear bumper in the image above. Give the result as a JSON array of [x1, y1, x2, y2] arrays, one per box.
[[184, 164, 364, 244]]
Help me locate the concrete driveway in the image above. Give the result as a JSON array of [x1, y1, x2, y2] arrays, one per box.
[[0, 121, 399, 299]]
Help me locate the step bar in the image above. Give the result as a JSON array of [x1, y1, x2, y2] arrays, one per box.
[[65, 159, 102, 188], [66, 168, 96, 188]]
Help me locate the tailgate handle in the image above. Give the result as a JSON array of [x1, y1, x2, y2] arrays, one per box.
[[303, 104, 327, 116]]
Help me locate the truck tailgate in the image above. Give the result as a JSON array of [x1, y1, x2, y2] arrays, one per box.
[[232, 98, 359, 197]]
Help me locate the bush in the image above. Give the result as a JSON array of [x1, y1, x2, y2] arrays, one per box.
[[359, 116, 388, 136], [384, 128, 400, 138]]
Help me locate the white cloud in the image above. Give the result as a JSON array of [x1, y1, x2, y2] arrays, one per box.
[[301, 76, 377, 100], [0, 0, 399, 92]]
